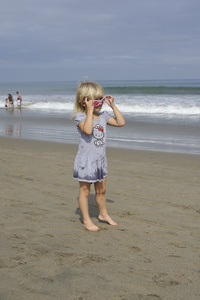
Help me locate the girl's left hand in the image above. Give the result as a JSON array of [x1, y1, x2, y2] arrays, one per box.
[[105, 94, 115, 108]]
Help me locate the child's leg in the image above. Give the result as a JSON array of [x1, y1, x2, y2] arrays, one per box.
[[94, 178, 118, 226], [79, 181, 99, 232]]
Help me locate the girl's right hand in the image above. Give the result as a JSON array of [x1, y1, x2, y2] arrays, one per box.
[[84, 98, 94, 112]]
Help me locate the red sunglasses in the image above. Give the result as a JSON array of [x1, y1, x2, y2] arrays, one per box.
[[82, 97, 106, 108], [93, 97, 106, 107]]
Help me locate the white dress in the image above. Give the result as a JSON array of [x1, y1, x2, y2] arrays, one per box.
[[73, 111, 111, 183]]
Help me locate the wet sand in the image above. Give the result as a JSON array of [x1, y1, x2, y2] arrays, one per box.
[[0, 137, 200, 300]]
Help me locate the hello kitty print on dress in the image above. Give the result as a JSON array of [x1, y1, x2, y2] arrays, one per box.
[[93, 124, 104, 146]]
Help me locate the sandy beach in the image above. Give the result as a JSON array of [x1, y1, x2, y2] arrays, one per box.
[[0, 136, 200, 300]]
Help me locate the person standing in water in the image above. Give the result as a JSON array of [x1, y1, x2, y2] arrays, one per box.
[[5, 94, 14, 108], [16, 91, 22, 107]]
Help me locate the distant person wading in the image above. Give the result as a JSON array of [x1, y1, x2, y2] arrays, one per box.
[[5, 94, 14, 108], [16, 91, 22, 108]]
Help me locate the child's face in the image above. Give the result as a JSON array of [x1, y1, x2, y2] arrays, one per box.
[[93, 105, 103, 113]]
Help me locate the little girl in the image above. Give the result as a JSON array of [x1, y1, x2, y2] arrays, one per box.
[[73, 81, 125, 232]]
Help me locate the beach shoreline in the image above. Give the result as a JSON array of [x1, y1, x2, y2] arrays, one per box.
[[0, 136, 200, 299], [1, 106, 200, 155], [1, 78, 200, 155]]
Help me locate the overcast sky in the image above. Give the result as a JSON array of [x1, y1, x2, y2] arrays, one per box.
[[0, 0, 200, 82]]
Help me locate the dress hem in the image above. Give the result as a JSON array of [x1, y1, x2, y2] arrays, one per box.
[[73, 175, 107, 183]]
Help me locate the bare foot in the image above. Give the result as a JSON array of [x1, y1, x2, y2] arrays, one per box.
[[98, 215, 118, 226], [83, 221, 99, 232]]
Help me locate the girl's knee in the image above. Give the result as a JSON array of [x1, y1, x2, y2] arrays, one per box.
[[95, 186, 106, 195], [79, 182, 91, 197], [95, 179, 106, 195]]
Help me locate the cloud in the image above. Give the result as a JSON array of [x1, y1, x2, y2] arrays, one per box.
[[0, 0, 200, 81]]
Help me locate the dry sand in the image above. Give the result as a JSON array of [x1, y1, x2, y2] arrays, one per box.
[[0, 137, 200, 300]]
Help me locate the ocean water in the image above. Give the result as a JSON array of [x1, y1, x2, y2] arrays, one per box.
[[0, 79, 200, 154]]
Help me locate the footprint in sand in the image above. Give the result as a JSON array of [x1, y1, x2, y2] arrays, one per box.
[[55, 252, 107, 267], [121, 294, 161, 300], [152, 273, 180, 287]]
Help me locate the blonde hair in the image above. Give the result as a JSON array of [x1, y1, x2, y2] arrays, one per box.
[[72, 81, 104, 118]]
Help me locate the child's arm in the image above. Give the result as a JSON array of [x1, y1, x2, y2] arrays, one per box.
[[78, 99, 94, 135], [105, 95, 125, 127]]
